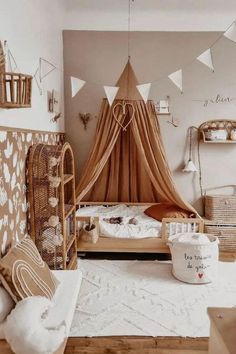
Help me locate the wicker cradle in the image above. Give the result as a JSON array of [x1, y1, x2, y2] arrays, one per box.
[[205, 195, 236, 222]]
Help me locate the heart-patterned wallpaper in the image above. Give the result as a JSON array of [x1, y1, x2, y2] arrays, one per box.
[[0, 128, 65, 257]]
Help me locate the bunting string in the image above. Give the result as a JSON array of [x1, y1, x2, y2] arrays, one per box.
[[3, 17, 236, 101], [39, 57, 57, 82], [33, 67, 43, 95]]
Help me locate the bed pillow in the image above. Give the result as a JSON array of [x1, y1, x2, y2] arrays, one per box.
[[0, 286, 14, 322], [0, 237, 59, 303], [144, 203, 194, 221]]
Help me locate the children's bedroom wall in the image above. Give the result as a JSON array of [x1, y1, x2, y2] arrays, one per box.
[[0, 0, 65, 132], [0, 0, 65, 253], [63, 30, 236, 213]]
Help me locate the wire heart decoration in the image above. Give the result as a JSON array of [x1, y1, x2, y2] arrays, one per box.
[[112, 101, 135, 131]]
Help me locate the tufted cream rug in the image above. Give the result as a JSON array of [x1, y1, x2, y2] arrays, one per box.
[[70, 259, 236, 337]]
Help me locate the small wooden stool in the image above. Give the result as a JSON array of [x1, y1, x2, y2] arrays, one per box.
[[208, 307, 236, 354]]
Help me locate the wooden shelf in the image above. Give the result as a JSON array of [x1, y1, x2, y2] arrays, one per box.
[[29, 142, 77, 270], [67, 253, 77, 270], [66, 235, 76, 253], [65, 204, 75, 218], [201, 139, 236, 144], [199, 119, 236, 145], [63, 174, 73, 184]]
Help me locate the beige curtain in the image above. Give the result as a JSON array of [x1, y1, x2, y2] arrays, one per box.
[[76, 99, 196, 213]]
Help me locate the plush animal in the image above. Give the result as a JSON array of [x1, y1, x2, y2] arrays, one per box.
[[103, 217, 123, 224], [4, 296, 66, 354], [128, 217, 138, 225]]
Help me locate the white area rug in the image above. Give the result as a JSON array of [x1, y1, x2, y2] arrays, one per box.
[[70, 259, 236, 337]]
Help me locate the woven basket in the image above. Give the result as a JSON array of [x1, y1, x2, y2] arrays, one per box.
[[81, 224, 99, 244], [205, 194, 236, 222], [204, 224, 236, 253]]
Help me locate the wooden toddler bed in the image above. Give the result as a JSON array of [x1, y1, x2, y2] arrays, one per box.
[[76, 202, 204, 253]]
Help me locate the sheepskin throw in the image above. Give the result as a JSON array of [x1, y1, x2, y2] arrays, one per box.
[[0, 238, 59, 302], [4, 296, 66, 354]]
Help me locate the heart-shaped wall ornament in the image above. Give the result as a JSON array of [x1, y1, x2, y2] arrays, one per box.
[[112, 101, 135, 131]]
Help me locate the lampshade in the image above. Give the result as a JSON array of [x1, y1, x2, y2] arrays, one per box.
[[182, 159, 198, 172]]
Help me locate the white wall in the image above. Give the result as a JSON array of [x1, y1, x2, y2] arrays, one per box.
[[63, 0, 236, 31], [0, 0, 65, 132]]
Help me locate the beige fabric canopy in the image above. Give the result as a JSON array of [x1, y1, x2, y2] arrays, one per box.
[[76, 62, 196, 214]]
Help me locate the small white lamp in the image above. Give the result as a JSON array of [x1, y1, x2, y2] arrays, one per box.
[[183, 127, 198, 172], [183, 159, 198, 172]]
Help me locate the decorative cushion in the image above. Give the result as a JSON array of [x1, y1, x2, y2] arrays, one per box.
[[0, 286, 14, 322], [144, 203, 194, 221], [0, 237, 59, 303]]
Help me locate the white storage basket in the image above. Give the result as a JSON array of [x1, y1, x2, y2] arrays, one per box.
[[168, 233, 219, 284]]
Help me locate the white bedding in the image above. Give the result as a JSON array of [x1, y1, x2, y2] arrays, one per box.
[[76, 204, 162, 239]]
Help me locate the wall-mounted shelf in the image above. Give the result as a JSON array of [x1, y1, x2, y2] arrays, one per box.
[[199, 119, 236, 144], [203, 140, 236, 144], [0, 40, 32, 109]]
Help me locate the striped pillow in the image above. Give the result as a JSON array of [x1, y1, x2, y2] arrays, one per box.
[[0, 237, 59, 303]]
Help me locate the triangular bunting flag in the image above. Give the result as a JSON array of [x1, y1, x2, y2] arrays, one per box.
[[136, 83, 151, 103], [168, 69, 183, 93], [71, 76, 86, 98], [224, 22, 236, 43], [197, 48, 214, 72], [104, 86, 119, 106], [39, 58, 57, 81]]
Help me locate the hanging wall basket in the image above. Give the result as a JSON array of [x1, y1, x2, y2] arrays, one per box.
[[0, 72, 32, 108], [0, 41, 32, 109]]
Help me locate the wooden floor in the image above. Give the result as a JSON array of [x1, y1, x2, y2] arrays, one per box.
[[65, 336, 209, 354], [0, 336, 209, 353]]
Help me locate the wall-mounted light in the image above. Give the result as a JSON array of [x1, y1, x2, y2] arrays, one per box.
[[183, 126, 198, 172]]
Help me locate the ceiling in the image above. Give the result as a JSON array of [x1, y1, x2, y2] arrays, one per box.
[[63, 0, 236, 31]]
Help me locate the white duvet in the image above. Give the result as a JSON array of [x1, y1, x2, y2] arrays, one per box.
[[76, 204, 162, 239]]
